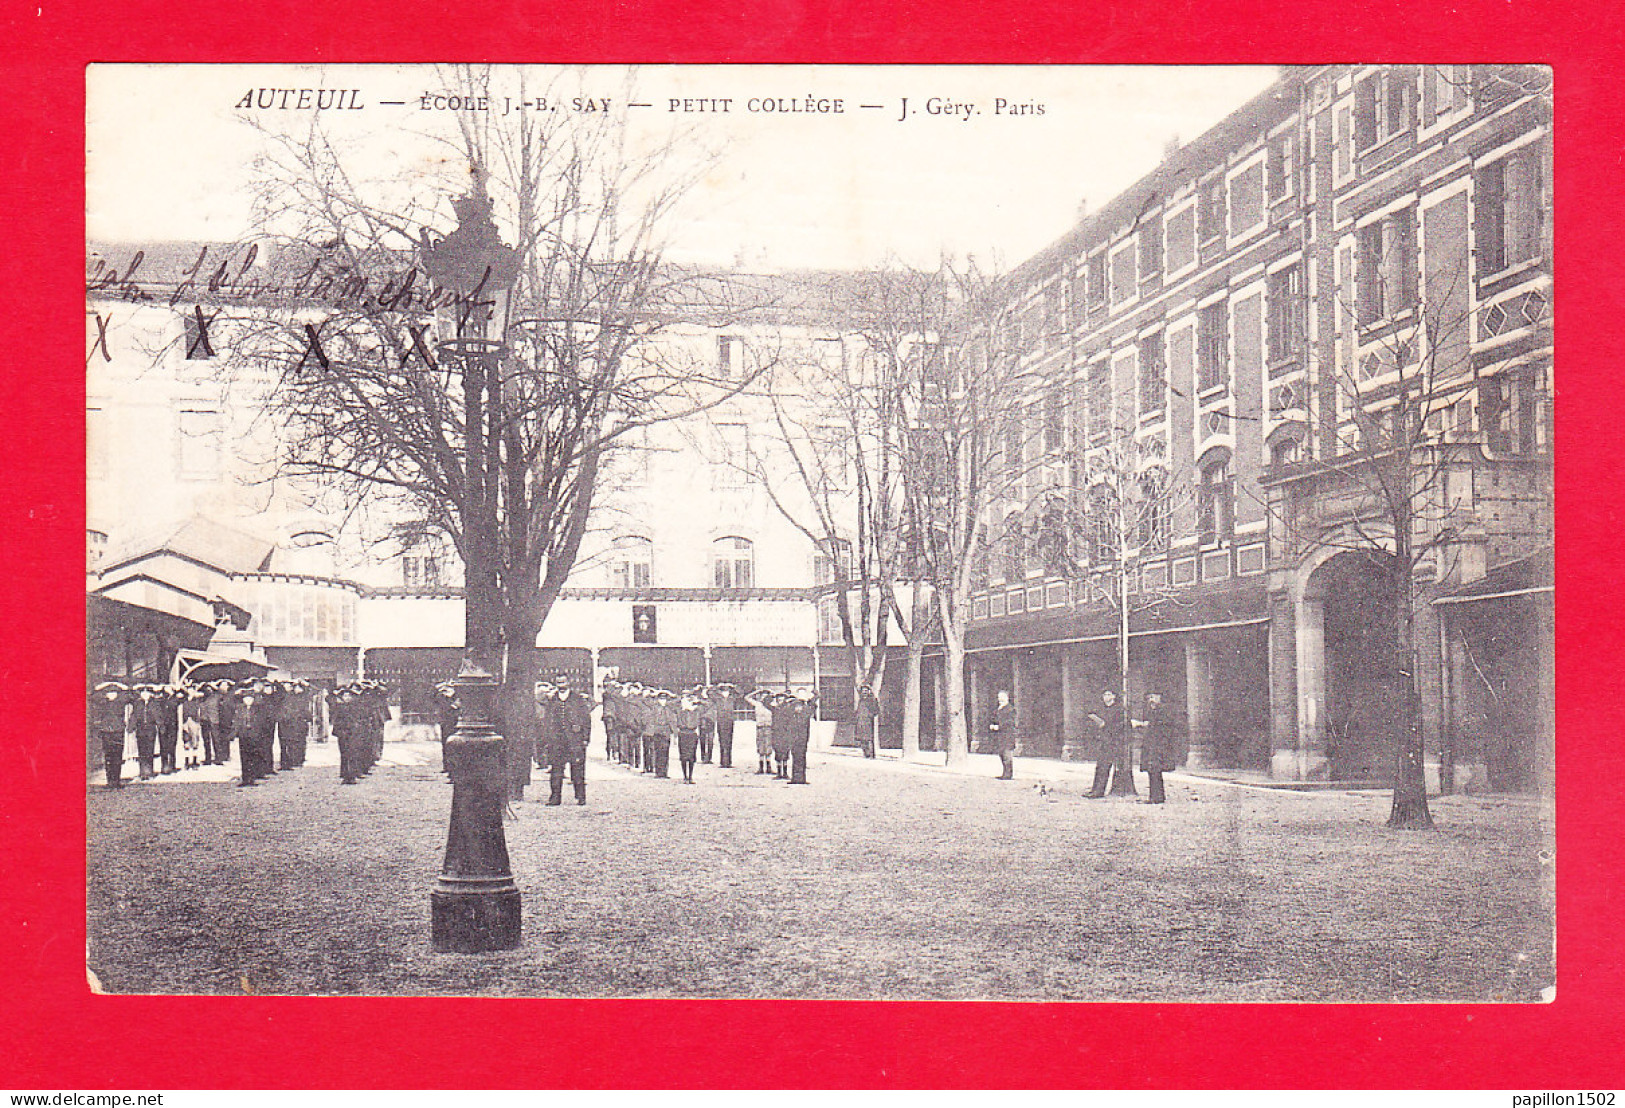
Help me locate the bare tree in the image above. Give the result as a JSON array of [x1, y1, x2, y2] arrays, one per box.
[[1027, 422, 1189, 793], [901, 263, 1050, 765], [1270, 183, 1549, 828], [220, 67, 763, 794]]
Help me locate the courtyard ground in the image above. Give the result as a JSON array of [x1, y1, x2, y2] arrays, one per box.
[[86, 741, 1554, 1001]]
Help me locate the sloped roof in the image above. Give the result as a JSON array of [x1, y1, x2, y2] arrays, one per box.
[[101, 515, 276, 578], [1444, 547, 1553, 600]]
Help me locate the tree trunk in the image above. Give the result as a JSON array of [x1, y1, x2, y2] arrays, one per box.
[[1387, 561, 1434, 829], [900, 639, 924, 760], [1110, 568, 1137, 796], [500, 609, 540, 805], [939, 597, 969, 765]]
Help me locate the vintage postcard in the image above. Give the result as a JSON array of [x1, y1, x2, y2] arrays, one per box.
[[84, 63, 1554, 1002]]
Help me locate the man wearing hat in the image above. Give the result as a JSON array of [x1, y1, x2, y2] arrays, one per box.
[[90, 682, 130, 789], [647, 689, 675, 779], [278, 679, 312, 769], [332, 684, 360, 784], [545, 674, 592, 805], [675, 689, 702, 784], [711, 684, 738, 769], [784, 688, 817, 785], [130, 684, 161, 781], [155, 685, 182, 775]]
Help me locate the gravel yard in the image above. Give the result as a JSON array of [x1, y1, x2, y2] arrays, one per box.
[[86, 743, 1554, 1001]]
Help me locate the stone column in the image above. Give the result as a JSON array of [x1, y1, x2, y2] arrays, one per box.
[[1184, 634, 1215, 769], [1286, 594, 1330, 780], [1009, 651, 1026, 756], [1060, 646, 1084, 761], [1268, 592, 1299, 774]]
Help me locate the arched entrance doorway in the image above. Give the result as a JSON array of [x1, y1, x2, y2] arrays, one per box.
[[1306, 551, 1401, 779]]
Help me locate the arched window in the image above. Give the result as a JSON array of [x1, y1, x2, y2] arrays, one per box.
[[1088, 483, 1119, 564], [1197, 451, 1235, 547], [712, 536, 754, 589], [1000, 510, 1025, 581], [610, 535, 653, 589], [1138, 466, 1170, 553]]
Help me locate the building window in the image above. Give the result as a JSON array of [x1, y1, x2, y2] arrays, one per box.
[[1086, 359, 1112, 446], [1476, 150, 1544, 276], [1269, 436, 1302, 468], [999, 511, 1026, 580], [713, 536, 754, 589], [1044, 389, 1066, 454], [1087, 484, 1118, 565], [1267, 133, 1295, 201], [1003, 408, 1025, 475], [182, 307, 216, 360], [1087, 251, 1108, 311], [609, 535, 653, 589], [1043, 282, 1064, 342], [402, 551, 442, 588], [1165, 206, 1196, 272], [1199, 176, 1226, 243], [86, 529, 107, 571], [1355, 68, 1413, 151], [1266, 264, 1306, 363], [1110, 241, 1137, 307], [176, 409, 220, 479], [1357, 209, 1418, 326], [1138, 332, 1166, 416], [1138, 467, 1170, 553], [1197, 454, 1234, 547], [716, 335, 743, 379], [1138, 214, 1164, 283], [1423, 64, 1473, 124], [1228, 161, 1265, 237], [1068, 267, 1089, 329], [1333, 104, 1353, 182], [1197, 301, 1229, 394], [813, 538, 853, 586]]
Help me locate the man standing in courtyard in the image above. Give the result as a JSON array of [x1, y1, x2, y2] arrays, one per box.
[[1138, 690, 1177, 804], [988, 688, 1016, 780], [547, 675, 591, 805], [91, 681, 129, 789], [1086, 687, 1129, 798]]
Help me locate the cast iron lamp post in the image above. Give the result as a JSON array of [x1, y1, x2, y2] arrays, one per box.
[[421, 170, 523, 953]]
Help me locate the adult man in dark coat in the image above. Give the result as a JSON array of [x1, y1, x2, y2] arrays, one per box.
[[212, 681, 237, 767], [988, 688, 1017, 780], [855, 683, 880, 759], [1137, 691, 1177, 804], [232, 682, 265, 786], [278, 681, 312, 769], [769, 693, 794, 779], [712, 685, 737, 769], [130, 685, 160, 780], [1086, 688, 1130, 798], [546, 677, 592, 805], [784, 689, 816, 785], [155, 685, 181, 774], [90, 682, 130, 789], [332, 686, 360, 784], [647, 691, 675, 779]]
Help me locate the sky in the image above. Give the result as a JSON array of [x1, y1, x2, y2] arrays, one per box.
[[87, 64, 1279, 274]]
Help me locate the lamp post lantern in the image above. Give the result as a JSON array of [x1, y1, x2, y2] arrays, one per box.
[[421, 168, 523, 953]]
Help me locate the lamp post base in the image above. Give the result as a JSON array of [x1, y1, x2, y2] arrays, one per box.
[[431, 877, 521, 953]]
